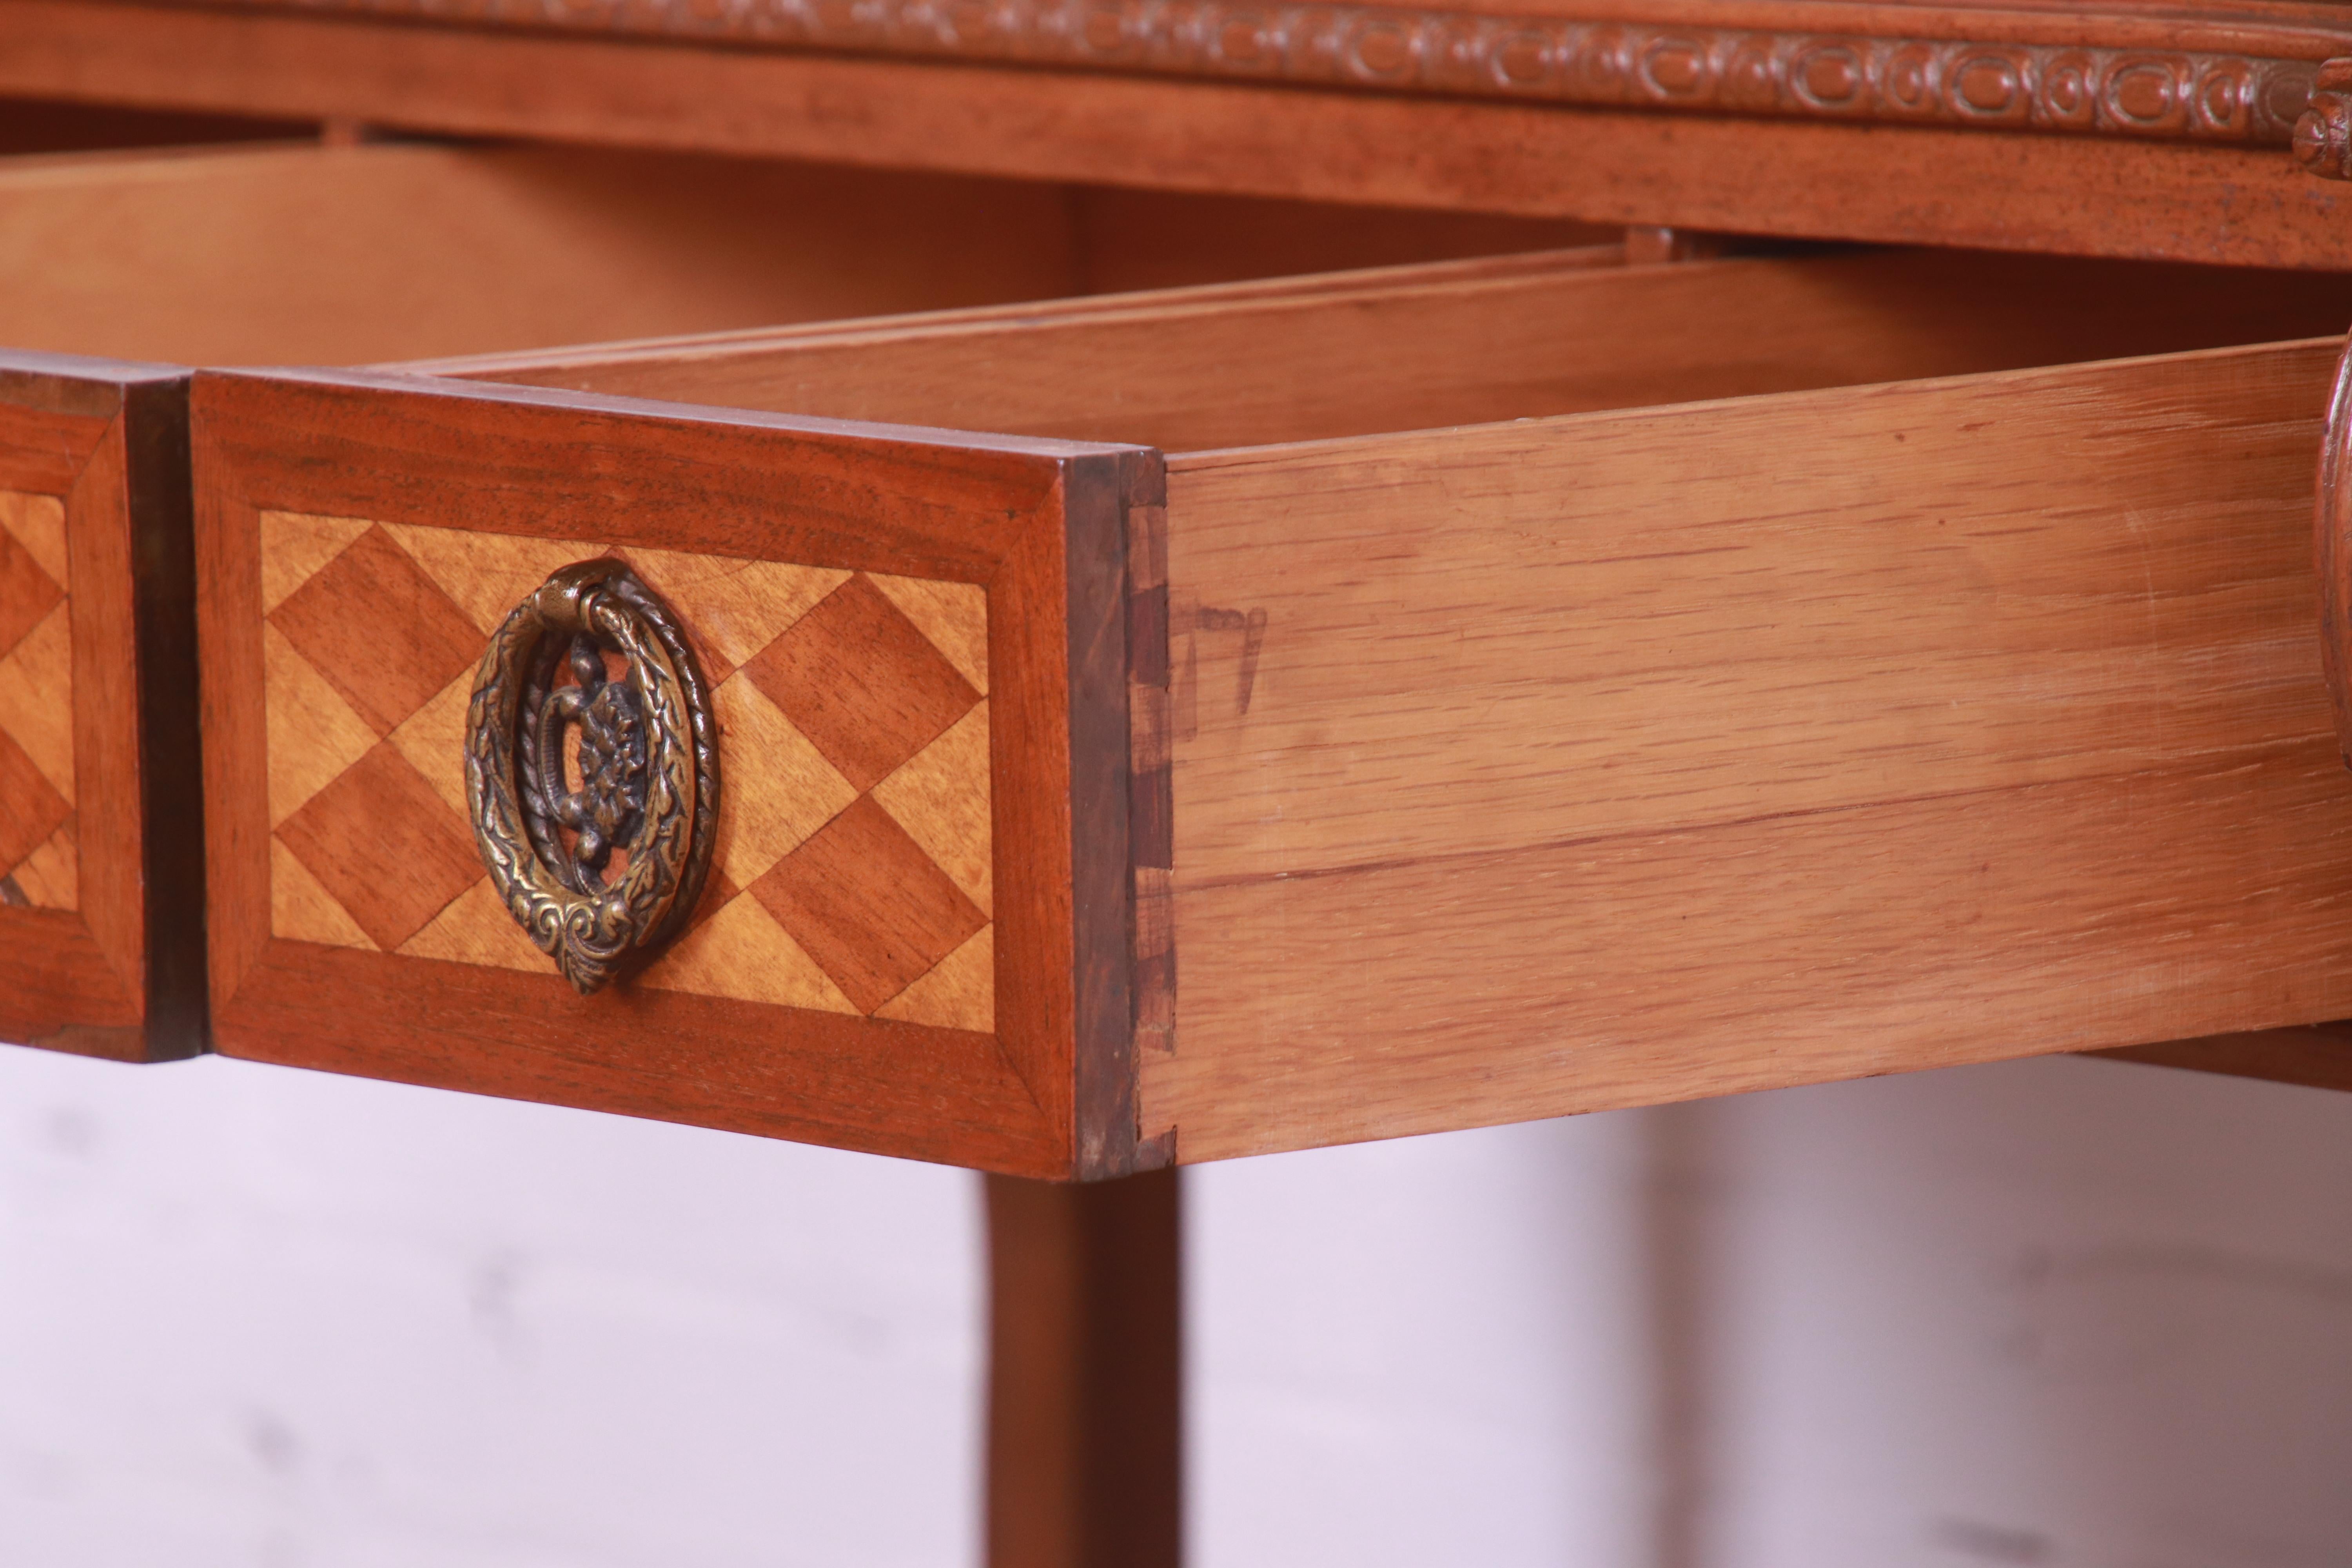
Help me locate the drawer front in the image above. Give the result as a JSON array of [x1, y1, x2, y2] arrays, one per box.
[[0, 352, 203, 1061], [193, 369, 1162, 1180]]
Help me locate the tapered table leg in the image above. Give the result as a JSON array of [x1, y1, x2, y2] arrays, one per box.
[[984, 1167, 1182, 1568]]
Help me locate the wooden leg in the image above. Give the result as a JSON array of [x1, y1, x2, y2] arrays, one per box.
[[984, 1167, 1183, 1568]]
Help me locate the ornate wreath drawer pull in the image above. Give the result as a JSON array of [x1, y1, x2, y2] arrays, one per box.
[[465, 558, 720, 994]]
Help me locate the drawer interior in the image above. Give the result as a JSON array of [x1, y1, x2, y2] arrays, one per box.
[[0, 140, 1615, 366], [407, 245, 2352, 453]]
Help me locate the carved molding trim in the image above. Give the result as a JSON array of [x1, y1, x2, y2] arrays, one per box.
[[174, 0, 2323, 145], [2292, 55, 2352, 175]]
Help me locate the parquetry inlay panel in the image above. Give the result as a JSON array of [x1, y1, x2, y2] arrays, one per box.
[[258, 513, 995, 1034], [0, 489, 74, 912]]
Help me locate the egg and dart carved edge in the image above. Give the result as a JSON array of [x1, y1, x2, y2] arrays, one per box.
[[173, 0, 2334, 151], [465, 558, 721, 994]]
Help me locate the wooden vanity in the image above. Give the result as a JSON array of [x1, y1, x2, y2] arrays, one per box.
[[4, 0, 2352, 1559]]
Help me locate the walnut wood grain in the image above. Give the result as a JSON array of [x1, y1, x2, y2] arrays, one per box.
[[1149, 336, 2352, 1160], [0, 350, 202, 1063], [11, 0, 2352, 268], [419, 248, 2352, 454], [147, 0, 2343, 150], [194, 368, 1164, 1180]]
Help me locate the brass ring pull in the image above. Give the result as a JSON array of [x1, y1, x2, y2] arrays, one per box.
[[465, 559, 720, 994]]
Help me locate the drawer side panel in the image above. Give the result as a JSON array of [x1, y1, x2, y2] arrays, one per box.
[[1156, 337, 2352, 1158]]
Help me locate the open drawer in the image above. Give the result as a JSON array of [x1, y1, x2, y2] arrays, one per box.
[[190, 246, 2352, 1177], [0, 135, 1612, 1062]]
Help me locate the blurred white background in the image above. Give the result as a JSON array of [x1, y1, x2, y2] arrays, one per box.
[[1, 1044, 2347, 1567]]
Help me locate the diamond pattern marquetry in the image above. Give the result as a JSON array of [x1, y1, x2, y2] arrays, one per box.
[[260, 515, 995, 1034], [0, 490, 73, 911], [746, 572, 983, 791], [276, 742, 487, 952], [753, 796, 989, 1014], [271, 524, 484, 737]]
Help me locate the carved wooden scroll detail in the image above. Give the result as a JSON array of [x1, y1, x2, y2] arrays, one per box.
[[174, 0, 2324, 146]]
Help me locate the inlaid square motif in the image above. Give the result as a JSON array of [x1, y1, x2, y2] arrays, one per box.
[[259, 514, 995, 1034], [0, 490, 74, 912]]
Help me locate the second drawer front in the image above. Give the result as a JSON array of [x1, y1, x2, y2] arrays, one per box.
[[0, 352, 201, 1062]]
